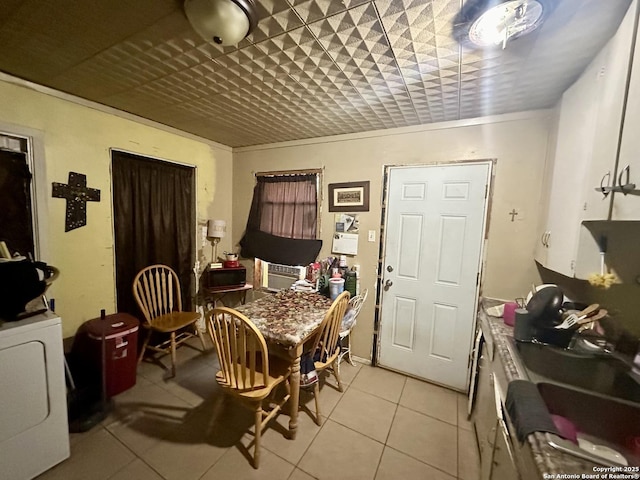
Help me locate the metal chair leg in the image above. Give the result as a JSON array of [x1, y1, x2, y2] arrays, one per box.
[[345, 332, 355, 366]]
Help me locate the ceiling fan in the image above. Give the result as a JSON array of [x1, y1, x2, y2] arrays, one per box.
[[184, 0, 258, 46], [454, 0, 558, 49]]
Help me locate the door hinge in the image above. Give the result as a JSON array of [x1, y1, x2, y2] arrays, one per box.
[[476, 272, 480, 286], [485, 184, 488, 198]]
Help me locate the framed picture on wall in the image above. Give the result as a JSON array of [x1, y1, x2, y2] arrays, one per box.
[[328, 181, 370, 212]]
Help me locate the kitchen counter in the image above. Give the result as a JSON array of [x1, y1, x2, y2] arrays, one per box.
[[478, 298, 605, 477]]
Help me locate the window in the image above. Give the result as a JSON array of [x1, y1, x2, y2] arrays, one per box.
[[247, 171, 320, 240], [240, 170, 322, 266]]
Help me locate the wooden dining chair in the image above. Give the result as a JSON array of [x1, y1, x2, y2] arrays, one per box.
[[133, 264, 205, 377], [305, 290, 350, 426], [206, 307, 291, 469], [337, 288, 368, 371]]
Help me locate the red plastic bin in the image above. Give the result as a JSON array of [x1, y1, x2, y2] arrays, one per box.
[[84, 313, 139, 397]]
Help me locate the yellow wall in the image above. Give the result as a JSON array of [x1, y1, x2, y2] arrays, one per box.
[[0, 79, 233, 338], [232, 112, 552, 360]]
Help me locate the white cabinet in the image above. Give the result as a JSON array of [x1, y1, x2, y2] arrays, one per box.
[[536, 49, 608, 276], [612, 2, 640, 220], [491, 417, 520, 480], [586, 3, 636, 219], [474, 350, 497, 480], [536, 2, 636, 276], [473, 332, 522, 480], [537, 63, 600, 276], [534, 105, 560, 268]]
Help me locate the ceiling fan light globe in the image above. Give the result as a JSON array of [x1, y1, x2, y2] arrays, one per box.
[[185, 0, 252, 46], [469, 0, 545, 47]]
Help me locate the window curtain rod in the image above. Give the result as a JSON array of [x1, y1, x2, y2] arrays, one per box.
[[255, 168, 322, 177]]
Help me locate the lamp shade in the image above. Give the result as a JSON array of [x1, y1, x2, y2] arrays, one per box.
[[207, 219, 226, 238], [184, 0, 257, 46]]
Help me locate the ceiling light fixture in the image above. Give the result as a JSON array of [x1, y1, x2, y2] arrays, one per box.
[[184, 0, 257, 46], [454, 0, 556, 49]]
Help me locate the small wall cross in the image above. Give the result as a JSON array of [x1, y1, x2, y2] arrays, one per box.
[[509, 209, 519, 222], [52, 172, 100, 231]]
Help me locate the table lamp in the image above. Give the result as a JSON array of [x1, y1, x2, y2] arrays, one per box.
[[207, 219, 226, 268]]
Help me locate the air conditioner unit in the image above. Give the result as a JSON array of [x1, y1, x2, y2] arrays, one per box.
[[263, 262, 306, 292]]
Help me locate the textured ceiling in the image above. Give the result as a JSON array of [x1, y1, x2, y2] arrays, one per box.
[[0, 0, 633, 147]]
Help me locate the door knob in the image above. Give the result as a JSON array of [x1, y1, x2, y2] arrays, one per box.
[[384, 279, 393, 290]]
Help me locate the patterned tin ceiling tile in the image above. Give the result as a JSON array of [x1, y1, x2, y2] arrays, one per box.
[[288, 0, 371, 24], [307, 2, 420, 126], [246, 0, 303, 43], [0, 0, 632, 146]]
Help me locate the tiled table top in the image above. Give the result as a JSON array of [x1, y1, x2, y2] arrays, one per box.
[[235, 290, 333, 346]]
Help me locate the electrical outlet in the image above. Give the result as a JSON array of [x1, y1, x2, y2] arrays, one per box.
[[368, 230, 375, 242]]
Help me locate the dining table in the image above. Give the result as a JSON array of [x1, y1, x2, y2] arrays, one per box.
[[234, 289, 334, 440]]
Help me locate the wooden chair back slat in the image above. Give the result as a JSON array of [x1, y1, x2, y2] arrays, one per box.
[[132, 264, 183, 326], [207, 307, 270, 391], [311, 291, 350, 364]]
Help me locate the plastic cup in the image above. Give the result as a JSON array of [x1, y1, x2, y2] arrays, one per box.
[[503, 302, 518, 326], [329, 278, 345, 300], [514, 308, 534, 342]]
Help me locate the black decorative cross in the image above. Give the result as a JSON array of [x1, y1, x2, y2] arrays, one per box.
[[52, 172, 100, 232], [509, 209, 519, 222]]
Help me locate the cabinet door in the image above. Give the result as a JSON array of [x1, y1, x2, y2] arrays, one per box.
[[491, 419, 521, 480], [539, 4, 635, 275], [585, 5, 635, 220], [473, 351, 497, 480], [613, 3, 640, 220], [542, 65, 600, 276], [534, 106, 560, 267]]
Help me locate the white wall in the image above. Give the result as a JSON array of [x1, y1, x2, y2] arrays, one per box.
[[232, 111, 552, 360], [0, 77, 233, 338]]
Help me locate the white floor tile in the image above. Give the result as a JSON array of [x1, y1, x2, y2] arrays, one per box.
[[350, 365, 407, 403], [298, 420, 384, 480], [38, 362, 475, 480], [386, 406, 458, 476]]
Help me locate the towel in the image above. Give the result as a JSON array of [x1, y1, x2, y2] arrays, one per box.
[[505, 380, 560, 442]]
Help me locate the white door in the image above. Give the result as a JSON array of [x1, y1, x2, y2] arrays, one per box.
[[378, 163, 490, 391]]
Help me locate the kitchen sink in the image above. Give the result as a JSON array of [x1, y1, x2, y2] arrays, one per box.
[[505, 338, 640, 466], [513, 340, 640, 403], [537, 382, 640, 467]]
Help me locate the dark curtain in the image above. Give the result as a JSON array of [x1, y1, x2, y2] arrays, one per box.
[[240, 230, 322, 266], [247, 174, 317, 239], [0, 149, 34, 259], [241, 174, 320, 264], [112, 151, 195, 316]]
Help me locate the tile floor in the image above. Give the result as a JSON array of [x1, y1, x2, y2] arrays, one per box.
[[38, 339, 480, 480]]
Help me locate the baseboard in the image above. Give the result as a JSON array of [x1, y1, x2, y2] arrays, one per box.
[[351, 355, 371, 365]]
